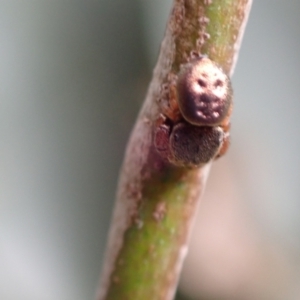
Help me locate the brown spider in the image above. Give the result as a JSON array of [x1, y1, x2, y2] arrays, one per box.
[[154, 56, 232, 167]]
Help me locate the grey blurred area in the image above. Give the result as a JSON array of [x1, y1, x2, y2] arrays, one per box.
[[1, 1, 300, 300], [1, 1, 148, 299]]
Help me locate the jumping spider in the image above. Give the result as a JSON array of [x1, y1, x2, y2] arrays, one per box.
[[154, 56, 232, 167]]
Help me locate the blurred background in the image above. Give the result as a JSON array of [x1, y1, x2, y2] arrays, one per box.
[[1, 1, 300, 299]]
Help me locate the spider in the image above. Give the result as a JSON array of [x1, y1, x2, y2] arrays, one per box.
[[154, 56, 232, 167]]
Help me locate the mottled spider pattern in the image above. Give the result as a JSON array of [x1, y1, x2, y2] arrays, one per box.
[[154, 56, 232, 167]]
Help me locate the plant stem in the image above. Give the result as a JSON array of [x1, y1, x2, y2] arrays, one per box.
[[97, 1, 252, 299]]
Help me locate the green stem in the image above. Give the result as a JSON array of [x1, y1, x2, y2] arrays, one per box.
[[97, 1, 252, 299]]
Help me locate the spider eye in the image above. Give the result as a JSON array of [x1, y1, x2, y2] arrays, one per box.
[[176, 57, 232, 126]]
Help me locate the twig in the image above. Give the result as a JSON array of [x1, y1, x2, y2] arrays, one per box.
[[97, 1, 252, 299]]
